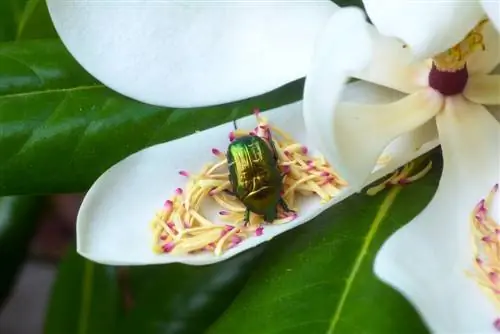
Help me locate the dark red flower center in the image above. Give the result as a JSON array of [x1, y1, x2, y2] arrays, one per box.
[[428, 63, 468, 96]]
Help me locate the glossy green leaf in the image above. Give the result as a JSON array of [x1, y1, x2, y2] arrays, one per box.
[[208, 153, 443, 334], [0, 0, 57, 42], [0, 195, 44, 307], [44, 247, 119, 334], [118, 246, 266, 334], [0, 39, 303, 196]]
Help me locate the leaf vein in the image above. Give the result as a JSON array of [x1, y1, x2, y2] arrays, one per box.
[[326, 187, 403, 334]]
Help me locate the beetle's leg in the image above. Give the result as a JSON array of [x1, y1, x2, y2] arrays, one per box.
[[269, 137, 280, 161], [263, 209, 278, 223], [279, 198, 295, 214], [243, 209, 250, 226]]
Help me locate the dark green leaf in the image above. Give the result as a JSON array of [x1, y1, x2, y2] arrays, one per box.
[[0, 0, 57, 42], [0, 0, 27, 41], [208, 153, 443, 334], [118, 246, 265, 334], [44, 247, 119, 334], [0, 39, 303, 196], [0, 39, 97, 96], [15, 0, 58, 40], [0, 195, 44, 306]]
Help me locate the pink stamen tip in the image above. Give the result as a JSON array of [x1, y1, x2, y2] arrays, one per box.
[[160, 235, 167, 240], [212, 148, 221, 156], [175, 188, 183, 195], [259, 125, 267, 129], [478, 198, 486, 208], [249, 131, 256, 136], [209, 187, 216, 196], [231, 235, 242, 245], [284, 150, 290, 156], [255, 226, 264, 236], [483, 236, 492, 243], [398, 178, 410, 185], [167, 222, 175, 228], [224, 225, 234, 232], [219, 210, 229, 216], [229, 132, 235, 142], [163, 200, 173, 209], [179, 170, 189, 177], [282, 166, 291, 174], [494, 318, 500, 331], [306, 160, 314, 165], [490, 272, 499, 284], [476, 257, 483, 265], [320, 171, 329, 177], [301, 146, 308, 154], [162, 242, 175, 253], [253, 108, 261, 115], [306, 165, 314, 172]]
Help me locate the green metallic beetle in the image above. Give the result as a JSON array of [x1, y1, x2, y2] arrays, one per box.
[[226, 132, 294, 224]]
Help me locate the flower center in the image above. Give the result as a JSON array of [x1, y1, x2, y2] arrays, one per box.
[[428, 19, 488, 96]]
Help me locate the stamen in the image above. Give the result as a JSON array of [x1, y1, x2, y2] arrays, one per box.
[[150, 110, 345, 256], [366, 161, 432, 196], [469, 183, 500, 322]]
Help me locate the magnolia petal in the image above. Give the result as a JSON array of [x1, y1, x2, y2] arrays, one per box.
[[47, 0, 336, 108], [303, 7, 372, 188], [375, 96, 500, 333], [353, 25, 429, 93], [482, 0, 500, 32], [464, 75, 500, 105], [467, 21, 500, 75], [363, 0, 486, 60], [77, 101, 439, 266], [311, 83, 443, 191], [341, 81, 439, 164]]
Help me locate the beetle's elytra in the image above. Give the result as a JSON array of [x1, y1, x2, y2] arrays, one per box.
[[227, 134, 293, 224]]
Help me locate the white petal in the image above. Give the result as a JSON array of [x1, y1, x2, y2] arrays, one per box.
[[342, 81, 440, 164], [363, 0, 486, 59], [47, 0, 336, 108], [468, 21, 500, 75], [375, 96, 500, 333], [308, 85, 443, 190], [77, 101, 439, 266], [464, 74, 500, 105], [482, 0, 500, 32], [353, 26, 429, 93]]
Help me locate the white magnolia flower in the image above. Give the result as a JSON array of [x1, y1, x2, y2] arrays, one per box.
[[46, 3, 439, 266], [305, 2, 500, 333], [363, 0, 500, 59]]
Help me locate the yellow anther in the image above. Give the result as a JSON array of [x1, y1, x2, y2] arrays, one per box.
[[366, 160, 432, 196], [433, 18, 489, 72]]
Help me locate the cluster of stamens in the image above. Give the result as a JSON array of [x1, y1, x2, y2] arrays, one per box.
[[468, 183, 500, 330], [366, 160, 433, 196], [150, 110, 346, 256], [433, 18, 488, 72]]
